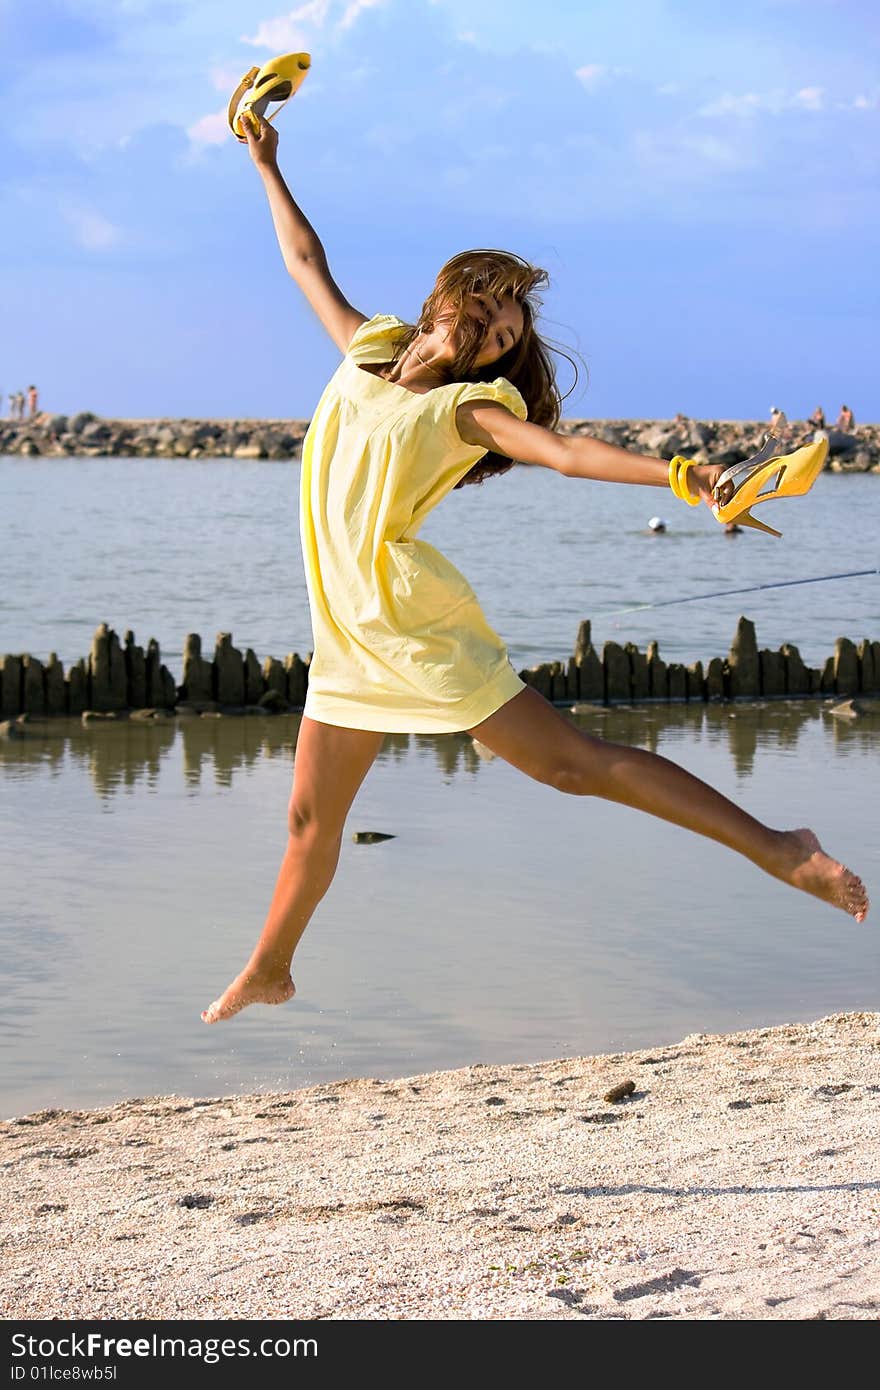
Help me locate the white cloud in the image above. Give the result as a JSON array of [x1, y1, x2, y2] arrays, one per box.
[[699, 86, 826, 118], [575, 63, 628, 89], [575, 64, 605, 87], [338, 0, 385, 30], [241, 1, 329, 50], [187, 108, 231, 147], [698, 91, 767, 117], [794, 86, 823, 110], [62, 203, 121, 252]]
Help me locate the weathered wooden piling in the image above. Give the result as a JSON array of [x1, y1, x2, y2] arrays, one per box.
[[627, 642, 650, 701], [262, 655, 287, 700], [0, 655, 21, 718], [578, 646, 604, 702], [22, 655, 46, 716], [668, 663, 687, 701], [565, 655, 579, 701], [244, 648, 264, 705], [182, 633, 213, 703], [574, 620, 592, 662], [145, 637, 175, 708], [284, 653, 308, 707], [603, 642, 630, 702], [728, 617, 759, 698], [705, 656, 725, 701], [859, 639, 878, 693], [213, 633, 245, 706], [88, 624, 111, 710], [550, 660, 566, 703], [124, 631, 147, 709], [782, 643, 809, 696], [834, 637, 859, 695], [109, 628, 127, 709], [45, 653, 65, 715], [759, 649, 785, 698], [686, 660, 704, 701], [68, 658, 87, 715], [647, 641, 667, 699]]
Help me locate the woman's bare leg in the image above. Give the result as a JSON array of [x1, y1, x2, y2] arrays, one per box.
[[469, 687, 868, 921], [202, 717, 386, 1022]]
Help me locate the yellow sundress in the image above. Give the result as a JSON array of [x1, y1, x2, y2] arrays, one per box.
[[298, 312, 529, 733]]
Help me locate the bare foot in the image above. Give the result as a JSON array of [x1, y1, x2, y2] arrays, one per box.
[[201, 967, 295, 1024], [775, 828, 869, 922]]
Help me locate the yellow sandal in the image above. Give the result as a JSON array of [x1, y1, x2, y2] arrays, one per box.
[[711, 429, 828, 538], [227, 52, 311, 141]]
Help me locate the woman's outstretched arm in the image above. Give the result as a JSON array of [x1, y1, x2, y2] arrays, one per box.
[[455, 401, 723, 503], [242, 114, 366, 353]]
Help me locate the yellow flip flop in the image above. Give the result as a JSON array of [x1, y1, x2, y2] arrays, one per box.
[[227, 52, 311, 141]]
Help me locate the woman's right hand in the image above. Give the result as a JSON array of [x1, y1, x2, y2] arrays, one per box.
[[241, 111, 279, 169]]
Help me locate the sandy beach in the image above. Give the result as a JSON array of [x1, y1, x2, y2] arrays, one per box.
[[1, 1011, 878, 1321]]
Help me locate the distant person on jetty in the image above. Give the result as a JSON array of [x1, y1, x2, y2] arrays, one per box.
[[799, 405, 827, 446], [12, 391, 25, 421], [836, 404, 855, 432], [27, 385, 39, 418], [201, 112, 869, 1024]]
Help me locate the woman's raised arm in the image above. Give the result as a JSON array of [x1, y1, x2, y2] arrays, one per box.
[[243, 114, 366, 354], [455, 399, 723, 503]]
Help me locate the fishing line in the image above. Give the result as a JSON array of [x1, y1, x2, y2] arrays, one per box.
[[601, 567, 880, 620]]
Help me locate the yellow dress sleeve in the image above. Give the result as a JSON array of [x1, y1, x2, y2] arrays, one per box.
[[346, 313, 405, 362], [446, 377, 528, 442]]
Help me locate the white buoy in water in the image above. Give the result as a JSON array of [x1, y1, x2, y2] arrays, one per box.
[[648, 516, 668, 533]]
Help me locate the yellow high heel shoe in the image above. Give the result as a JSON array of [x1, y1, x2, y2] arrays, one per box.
[[227, 52, 311, 141], [711, 418, 828, 538]]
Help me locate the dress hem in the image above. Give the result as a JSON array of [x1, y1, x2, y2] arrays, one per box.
[[301, 665, 527, 734]]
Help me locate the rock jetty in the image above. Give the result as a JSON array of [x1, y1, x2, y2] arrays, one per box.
[[1, 415, 310, 460], [2, 414, 878, 470]]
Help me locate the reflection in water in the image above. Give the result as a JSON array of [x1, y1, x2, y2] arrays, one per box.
[[3, 699, 874, 797], [2, 699, 877, 1117]]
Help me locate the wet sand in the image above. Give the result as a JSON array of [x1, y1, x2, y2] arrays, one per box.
[[1, 1011, 878, 1320]]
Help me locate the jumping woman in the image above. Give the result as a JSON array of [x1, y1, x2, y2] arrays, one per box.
[[202, 115, 868, 1024]]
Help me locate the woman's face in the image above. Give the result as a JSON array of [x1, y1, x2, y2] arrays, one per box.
[[437, 292, 525, 368]]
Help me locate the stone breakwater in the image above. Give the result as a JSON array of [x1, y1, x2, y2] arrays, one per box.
[[1, 618, 877, 733], [2, 413, 879, 470]]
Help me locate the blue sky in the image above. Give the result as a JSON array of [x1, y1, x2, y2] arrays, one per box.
[[1, 0, 877, 420]]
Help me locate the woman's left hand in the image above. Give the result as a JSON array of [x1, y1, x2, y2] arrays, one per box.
[[689, 462, 726, 506]]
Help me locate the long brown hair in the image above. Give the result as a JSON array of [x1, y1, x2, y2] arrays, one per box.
[[391, 249, 578, 487]]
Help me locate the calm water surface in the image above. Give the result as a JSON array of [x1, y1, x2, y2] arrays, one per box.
[[1, 703, 877, 1116], [1, 456, 878, 670]]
